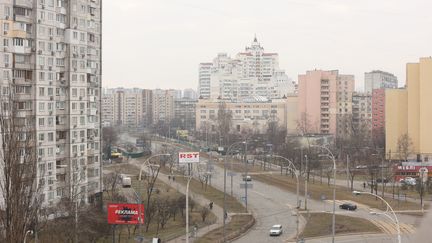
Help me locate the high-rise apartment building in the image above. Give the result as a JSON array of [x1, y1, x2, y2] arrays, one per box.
[[174, 98, 196, 131], [298, 70, 355, 138], [102, 88, 144, 128], [364, 70, 398, 94], [142, 89, 153, 128], [152, 89, 176, 124], [198, 62, 212, 98], [199, 37, 295, 100], [0, 0, 102, 205], [372, 88, 385, 132], [352, 92, 372, 133], [386, 57, 432, 161], [183, 88, 197, 100]]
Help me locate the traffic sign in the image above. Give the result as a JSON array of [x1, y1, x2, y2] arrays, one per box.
[[227, 172, 237, 177], [240, 183, 253, 189]]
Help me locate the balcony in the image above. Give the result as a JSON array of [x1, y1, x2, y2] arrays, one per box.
[[14, 0, 33, 8]]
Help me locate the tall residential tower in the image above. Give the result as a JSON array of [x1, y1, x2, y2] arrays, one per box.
[[0, 0, 102, 205]]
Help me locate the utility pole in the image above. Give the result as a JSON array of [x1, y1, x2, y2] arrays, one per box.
[[304, 154, 308, 210], [244, 141, 248, 212], [346, 154, 350, 190]]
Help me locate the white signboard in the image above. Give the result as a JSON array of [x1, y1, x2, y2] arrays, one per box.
[[178, 152, 200, 164]]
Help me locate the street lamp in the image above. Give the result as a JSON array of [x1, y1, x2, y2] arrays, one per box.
[[270, 154, 300, 242], [312, 145, 337, 243], [223, 140, 248, 242], [352, 191, 401, 243]]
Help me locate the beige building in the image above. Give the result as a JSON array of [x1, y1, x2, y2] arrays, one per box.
[[352, 92, 372, 133], [152, 89, 176, 124], [386, 57, 432, 161], [195, 97, 291, 134]]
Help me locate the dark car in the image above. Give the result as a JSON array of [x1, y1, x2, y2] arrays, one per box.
[[339, 203, 357, 211]]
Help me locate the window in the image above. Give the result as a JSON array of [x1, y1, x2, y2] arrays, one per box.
[[38, 102, 45, 111], [48, 132, 54, 142], [39, 118, 45, 126]]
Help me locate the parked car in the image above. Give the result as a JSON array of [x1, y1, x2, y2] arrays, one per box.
[[401, 177, 417, 185], [269, 224, 283, 236], [242, 175, 252, 181], [376, 178, 389, 183], [356, 165, 368, 169], [122, 177, 132, 188], [339, 203, 357, 211]]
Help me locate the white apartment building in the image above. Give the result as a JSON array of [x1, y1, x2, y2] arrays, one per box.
[[0, 0, 102, 206], [199, 37, 295, 101], [364, 70, 398, 94]]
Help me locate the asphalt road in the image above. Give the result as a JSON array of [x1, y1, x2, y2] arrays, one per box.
[[119, 135, 420, 242]]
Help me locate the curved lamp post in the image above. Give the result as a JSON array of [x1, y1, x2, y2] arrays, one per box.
[[271, 154, 300, 242], [312, 145, 337, 243], [353, 190, 401, 243]]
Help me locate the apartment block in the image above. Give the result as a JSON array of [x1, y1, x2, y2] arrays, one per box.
[[152, 89, 176, 125], [364, 70, 398, 94], [195, 97, 288, 134], [174, 98, 197, 131], [199, 37, 295, 100], [298, 70, 355, 138], [352, 92, 372, 133], [0, 0, 102, 205], [386, 57, 432, 161], [142, 89, 153, 128], [372, 88, 385, 133]]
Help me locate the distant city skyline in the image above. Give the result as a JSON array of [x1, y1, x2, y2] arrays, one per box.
[[102, 0, 432, 91]]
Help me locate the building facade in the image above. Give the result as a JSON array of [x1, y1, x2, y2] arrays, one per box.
[[364, 70, 398, 94], [152, 89, 176, 125], [195, 97, 288, 135], [173, 98, 197, 131], [298, 70, 355, 138], [198, 37, 295, 100], [372, 88, 385, 134], [352, 92, 372, 134], [0, 0, 102, 205], [386, 57, 432, 161], [102, 88, 143, 128]]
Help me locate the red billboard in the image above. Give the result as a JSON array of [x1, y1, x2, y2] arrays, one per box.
[[107, 203, 145, 225]]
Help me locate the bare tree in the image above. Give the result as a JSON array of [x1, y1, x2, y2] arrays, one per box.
[[0, 86, 42, 243], [142, 163, 162, 232], [397, 133, 413, 162], [266, 119, 287, 151], [155, 197, 172, 233], [102, 126, 119, 159], [216, 101, 233, 146]]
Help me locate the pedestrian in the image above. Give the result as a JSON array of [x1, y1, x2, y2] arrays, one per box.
[[168, 175, 171, 181], [363, 182, 366, 189], [172, 176, 175, 181], [224, 211, 228, 219], [209, 202, 213, 210]]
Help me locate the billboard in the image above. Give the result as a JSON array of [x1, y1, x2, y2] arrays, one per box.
[[178, 152, 200, 164], [107, 203, 145, 225]]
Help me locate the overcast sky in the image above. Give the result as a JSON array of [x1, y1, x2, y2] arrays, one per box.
[[102, 0, 432, 91]]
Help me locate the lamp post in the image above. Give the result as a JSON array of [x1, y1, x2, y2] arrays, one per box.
[[270, 155, 300, 242], [223, 140, 248, 242], [312, 145, 337, 243], [353, 191, 401, 243], [185, 175, 193, 243]]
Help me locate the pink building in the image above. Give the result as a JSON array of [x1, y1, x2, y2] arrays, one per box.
[[298, 70, 355, 138], [372, 88, 385, 131]]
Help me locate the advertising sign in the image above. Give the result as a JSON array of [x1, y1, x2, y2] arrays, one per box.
[[178, 152, 200, 164], [107, 203, 144, 225]]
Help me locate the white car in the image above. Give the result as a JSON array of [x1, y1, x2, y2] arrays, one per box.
[[269, 224, 283, 236]]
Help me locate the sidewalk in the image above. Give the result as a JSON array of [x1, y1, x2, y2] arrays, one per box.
[[128, 159, 230, 243]]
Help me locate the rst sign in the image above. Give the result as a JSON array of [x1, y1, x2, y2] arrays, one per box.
[[107, 203, 144, 225], [178, 152, 200, 164]]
